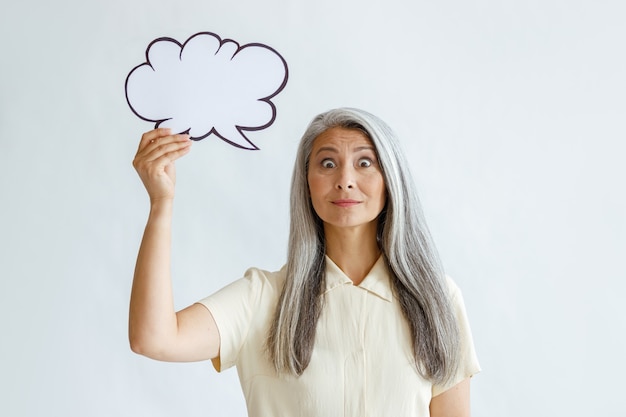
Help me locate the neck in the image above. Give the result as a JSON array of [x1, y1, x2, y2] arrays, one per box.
[[324, 222, 381, 285]]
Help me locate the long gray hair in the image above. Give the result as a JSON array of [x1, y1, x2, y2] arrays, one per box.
[[267, 108, 460, 385]]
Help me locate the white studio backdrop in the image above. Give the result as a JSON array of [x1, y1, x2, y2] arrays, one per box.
[[1, 0, 625, 416]]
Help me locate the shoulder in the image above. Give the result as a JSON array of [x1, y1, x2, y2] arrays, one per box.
[[197, 265, 287, 372], [198, 264, 286, 311], [432, 275, 482, 396], [241, 264, 287, 289], [442, 275, 472, 326], [442, 275, 464, 302]]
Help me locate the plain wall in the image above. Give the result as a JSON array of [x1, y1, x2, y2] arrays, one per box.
[[1, 0, 625, 416]]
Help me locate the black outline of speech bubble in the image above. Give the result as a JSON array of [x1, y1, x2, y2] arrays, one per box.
[[125, 32, 289, 150]]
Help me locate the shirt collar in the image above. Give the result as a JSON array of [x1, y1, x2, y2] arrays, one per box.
[[323, 255, 394, 302]]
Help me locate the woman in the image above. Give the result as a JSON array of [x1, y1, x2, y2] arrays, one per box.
[[129, 108, 480, 416]]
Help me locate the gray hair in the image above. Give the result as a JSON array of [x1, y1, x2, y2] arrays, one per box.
[[267, 108, 460, 384]]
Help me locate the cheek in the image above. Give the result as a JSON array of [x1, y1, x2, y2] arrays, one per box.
[[368, 176, 386, 202], [307, 175, 325, 217], [307, 173, 325, 198], [307, 173, 315, 196], [378, 186, 388, 208]]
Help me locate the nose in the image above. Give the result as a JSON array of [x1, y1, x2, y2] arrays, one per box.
[[336, 165, 354, 190]]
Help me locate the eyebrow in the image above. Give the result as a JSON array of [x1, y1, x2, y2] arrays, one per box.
[[314, 145, 376, 156]]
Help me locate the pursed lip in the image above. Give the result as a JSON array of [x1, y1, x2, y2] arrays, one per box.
[[331, 199, 361, 208]]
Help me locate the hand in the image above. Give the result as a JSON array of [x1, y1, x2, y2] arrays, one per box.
[[132, 128, 192, 202]]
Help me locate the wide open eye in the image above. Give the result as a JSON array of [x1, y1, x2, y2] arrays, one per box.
[[357, 158, 372, 168], [321, 159, 336, 168]]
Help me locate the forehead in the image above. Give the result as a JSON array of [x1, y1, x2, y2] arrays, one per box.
[[311, 127, 374, 151]]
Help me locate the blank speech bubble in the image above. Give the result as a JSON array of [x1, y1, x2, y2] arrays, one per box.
[[125, 32, 289, 150]]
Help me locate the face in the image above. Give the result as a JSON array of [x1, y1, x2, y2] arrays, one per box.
[[307, 127, 386, 233]]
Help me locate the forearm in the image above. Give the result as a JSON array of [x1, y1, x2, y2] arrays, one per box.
[[129, 199, 178, 356]]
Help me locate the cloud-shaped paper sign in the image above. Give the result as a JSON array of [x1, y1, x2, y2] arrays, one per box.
[[125, 32, 288, 150]]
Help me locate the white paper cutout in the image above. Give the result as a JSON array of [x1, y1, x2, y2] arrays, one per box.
[[125, 32, 288, 150]]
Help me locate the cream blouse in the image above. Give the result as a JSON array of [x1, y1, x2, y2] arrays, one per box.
[[199, 256, 480, 417]]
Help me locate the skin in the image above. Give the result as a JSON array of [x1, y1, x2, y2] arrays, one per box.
[[129, 127, 471, 415], [129, 128, 219, 361], [307, 127, 386, 284], [430, 377, 472, 417]]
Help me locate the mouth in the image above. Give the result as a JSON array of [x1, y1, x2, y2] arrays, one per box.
[[332, 199, 360, 208]]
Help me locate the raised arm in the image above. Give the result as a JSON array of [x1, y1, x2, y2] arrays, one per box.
[[129, 128, 220, 362]]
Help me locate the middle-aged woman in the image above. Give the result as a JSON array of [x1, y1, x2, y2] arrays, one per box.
[[129, 108, 480, 416]]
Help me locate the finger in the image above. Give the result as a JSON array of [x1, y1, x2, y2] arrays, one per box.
[[140, 145, 192, 179], [133, 137, 191, 174], [137, 133, 191, 161], [138, 129, 190, 154], [136, 146, 192, 179], [138, 128, 172, 151], [149, 133, 191, 148], [160, 142, 193, 166], [143, 137, 192, 163]]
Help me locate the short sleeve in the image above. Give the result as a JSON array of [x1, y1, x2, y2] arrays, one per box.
[[431, 277, 481, 397], [196, 267, 271, 372]]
